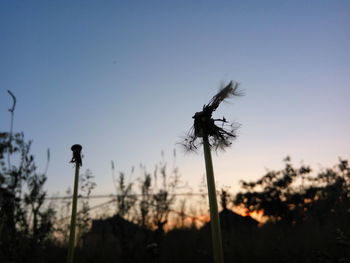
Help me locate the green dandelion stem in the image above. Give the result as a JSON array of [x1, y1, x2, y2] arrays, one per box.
[[67, 145, 82, 263], [203, 136, 224, 263]]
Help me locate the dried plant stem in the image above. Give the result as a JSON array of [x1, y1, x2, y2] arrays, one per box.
[[203, 136, 224, 263], [7, 90, 16, 170], [66, 162, 80, 263]]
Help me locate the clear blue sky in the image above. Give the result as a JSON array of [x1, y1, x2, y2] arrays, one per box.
[[1, 1, 349, 196]]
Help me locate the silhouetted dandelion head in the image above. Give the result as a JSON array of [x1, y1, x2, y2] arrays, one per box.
[[70, 144, 83, 166], [181, 81, 241, 152]]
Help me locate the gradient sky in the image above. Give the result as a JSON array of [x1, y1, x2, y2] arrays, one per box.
[[1, 1, 349, 197]]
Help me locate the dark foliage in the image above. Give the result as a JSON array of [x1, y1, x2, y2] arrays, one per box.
[[234, 157, 350, 226], [1, 111, 349, 263], [2, 148, 350, 262], [0, 132, 54, 263]]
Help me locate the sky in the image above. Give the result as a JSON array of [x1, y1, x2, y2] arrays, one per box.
[[1, 0, 349, 197]]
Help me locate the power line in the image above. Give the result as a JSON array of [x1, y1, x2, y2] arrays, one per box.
[[46, 192, 208, 200], [55, 196, 209, 224]]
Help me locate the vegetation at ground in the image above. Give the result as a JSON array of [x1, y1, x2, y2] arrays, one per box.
[[1, 128, 349, 263]]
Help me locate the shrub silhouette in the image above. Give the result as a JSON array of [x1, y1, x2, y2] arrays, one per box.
[[0, 132, 54, 262], [234, 157, 350, 226]]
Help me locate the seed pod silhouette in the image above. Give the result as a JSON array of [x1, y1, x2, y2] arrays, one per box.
[[182, 81, 241, 151], [70, 144, 82, 167]]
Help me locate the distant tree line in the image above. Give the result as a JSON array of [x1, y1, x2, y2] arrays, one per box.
[[235, 156, 350, 226]]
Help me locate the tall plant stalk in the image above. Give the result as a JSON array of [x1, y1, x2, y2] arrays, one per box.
[[182, 81, 241, 263], [203, 136, 224, 263], [67, 144, 82, 263]]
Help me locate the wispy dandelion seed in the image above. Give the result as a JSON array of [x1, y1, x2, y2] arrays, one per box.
[[182, 81, 241, 151]]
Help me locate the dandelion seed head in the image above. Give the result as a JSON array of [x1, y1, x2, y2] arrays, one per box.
[[181, 81, 242, 152]]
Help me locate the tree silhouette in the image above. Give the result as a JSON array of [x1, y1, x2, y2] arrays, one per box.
[[234, 157, 350, 225], [0, 132, 54, 261]]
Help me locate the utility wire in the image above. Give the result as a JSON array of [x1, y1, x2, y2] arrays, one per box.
[[55, 194, 209, 223], [45, 192, 208, 200]]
